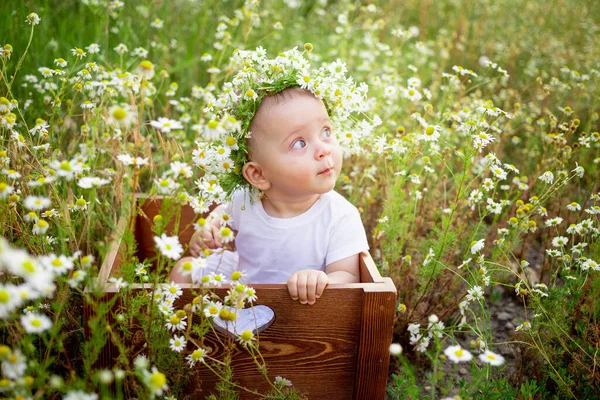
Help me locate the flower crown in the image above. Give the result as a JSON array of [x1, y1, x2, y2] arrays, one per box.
[[192, 45, 376, 205]]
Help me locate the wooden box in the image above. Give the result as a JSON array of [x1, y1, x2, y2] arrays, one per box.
[[87, 196, 397, 399]]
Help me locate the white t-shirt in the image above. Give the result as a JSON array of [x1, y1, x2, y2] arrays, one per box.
[[192, 190, 369, 284]]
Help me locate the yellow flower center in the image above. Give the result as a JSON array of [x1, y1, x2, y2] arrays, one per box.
[[0, 290, 9, 303], [169, 315, 180, 324], [112, 107, 127, 120], [59, 161, 72, 171], [149, 371, 166, 389], [22, 260, 36, 273], [240, 330, 253, 342], [454, 349, 464, 357], [31, 319, 42, 327], [140, 60, 154, 70], [191, 349, 204, 360]]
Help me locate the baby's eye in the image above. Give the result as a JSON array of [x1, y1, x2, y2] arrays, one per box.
[[321, 127, 332, 139], [291, 139, 306, 150]]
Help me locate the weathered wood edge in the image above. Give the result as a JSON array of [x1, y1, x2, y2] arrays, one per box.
[[353, 279, 397, 399]]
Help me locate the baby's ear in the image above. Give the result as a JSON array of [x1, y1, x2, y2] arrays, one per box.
[[242, 161, 271, 191]]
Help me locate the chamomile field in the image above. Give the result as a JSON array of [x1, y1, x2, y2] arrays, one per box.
[[1, 0, 599, 399]]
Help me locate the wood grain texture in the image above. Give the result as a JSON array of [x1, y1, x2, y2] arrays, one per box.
[[86, 197, 398, 399], [354, 277, 397, 400]]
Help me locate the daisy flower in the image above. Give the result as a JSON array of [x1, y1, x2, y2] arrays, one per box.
[[150, 117, 183, 133], [165, 314, 187, 332], [0, 284, 23, 319], [136, 60, 155, 79], [538, 171, 554, 184], [244, 89, 258, 101], [86, 43, 100, 54], [26, 13, 41, 25], [153, 234, 184, 260], [107, 104, 137, 128], [23, 195, 51, 211], [443, 345, 473, 363], [71, 48, 86, 59], [162, 282, 183, 300], [144, 367, 168, 397], [155, 177, 180, 195], [0, 182, 14, 198], [186, 347, 207, 367], [150, 18, 164, 29], [169, 335, 187, 352], [32, 219, 49, 235], [68, 270, 87, 288], [478, 350, 505, 366], [470, 239, 485, 254], [237, 329, 255, 347], [275, 376, 293, 387], [566, 202, 581, 211], [20, 312, 52, 334], [203, 301, 223, 318], [220, 227, 235, 244]]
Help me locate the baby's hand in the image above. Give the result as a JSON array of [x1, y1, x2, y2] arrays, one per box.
[[189, 219, 222, 257], [287, 270, 329, 305]]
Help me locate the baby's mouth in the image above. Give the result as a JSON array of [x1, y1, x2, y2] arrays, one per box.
[[318, 166, 334, 175]]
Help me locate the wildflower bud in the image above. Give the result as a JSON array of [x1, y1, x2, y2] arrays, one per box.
[[49, 375, 64, 389], [114, 369, 126, 381], [9, 194, 19, 203], [27, 13, 41, 25], [235, 284, 245, 293], [396, 126, 405, 135], [153, 215, 163, 224], [389, 343, 403, 355], [231, 271, 242, 281], [303, 43, 313, 52], [428, 314, 439, 323], [219, 308, 229, 320], [183, 304, 193, 314], [2, 44, 13, 58], [240, 330, 253, 341], [516, 200, 524, 207], [573, 118, 580, 126], [98, 369, 114, 385], [397, 303, 407, 313], [23, 376, 34, 386], [175, 309, 186, 318], [115, 314, 125, 322], [0, 345, 10, 358]]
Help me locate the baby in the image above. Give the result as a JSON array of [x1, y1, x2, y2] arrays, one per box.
[[171, 87, 369, 305]]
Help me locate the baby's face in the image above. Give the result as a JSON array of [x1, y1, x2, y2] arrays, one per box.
[[250, 91, 343, 199]]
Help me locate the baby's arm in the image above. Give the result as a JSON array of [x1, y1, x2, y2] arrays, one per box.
[[325, 253, 360, 283], [286, 254, 360, 305]]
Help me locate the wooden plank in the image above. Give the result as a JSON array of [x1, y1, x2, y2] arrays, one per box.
[[353, 277, 397, 399], [182, 286, 364, 399]]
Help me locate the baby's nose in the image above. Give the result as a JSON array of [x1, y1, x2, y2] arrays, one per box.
[[315, 143, 331, 159]]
